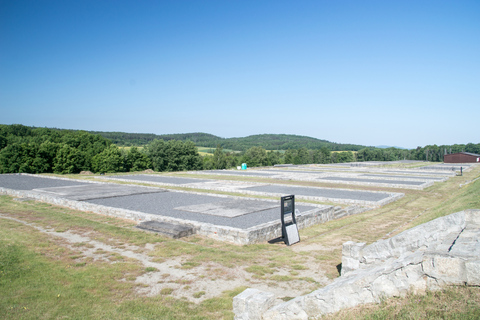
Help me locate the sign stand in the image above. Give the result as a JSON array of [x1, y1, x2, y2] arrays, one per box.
[[269, 195, 300, 246]]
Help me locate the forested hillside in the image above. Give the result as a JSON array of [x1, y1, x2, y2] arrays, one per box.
[[90, 131, 219, 147], [89, 131, 365, 151]]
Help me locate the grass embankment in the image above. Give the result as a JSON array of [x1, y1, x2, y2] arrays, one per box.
[[1, 165, 480, 319]]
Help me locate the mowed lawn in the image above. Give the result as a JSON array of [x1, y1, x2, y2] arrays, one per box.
[[1, 165, 480, 319]]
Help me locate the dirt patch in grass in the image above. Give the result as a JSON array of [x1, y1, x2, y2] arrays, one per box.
[[0, 203, 330, 304]]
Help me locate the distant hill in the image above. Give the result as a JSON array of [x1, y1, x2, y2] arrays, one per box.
[[89, 131, 366, 151], [89, 131, 219, 147], [376, 145, 408, 150]]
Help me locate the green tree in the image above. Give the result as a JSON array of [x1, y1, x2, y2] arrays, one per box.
[[146, 139, 167, 171], [202, 155, 214, 170], [225, 152, 240, 168], [124, 147, 151, 172], [295, 147, 310, 164], [53, 145, 85, 174], [284, 149, 296, 164], [213, 145, 227, 169], [242, 146, 268, 167], [33, 141, 60, 173], [91, 145, 125, 173], [335, 151, 355, 163], [0, 143, 37, 173], [266, 151, 281, 166], [319, 147, 331, 164], [146, 139, 202, 172]]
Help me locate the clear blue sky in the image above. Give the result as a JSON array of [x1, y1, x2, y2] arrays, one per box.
[[1, 0, 479, 149]]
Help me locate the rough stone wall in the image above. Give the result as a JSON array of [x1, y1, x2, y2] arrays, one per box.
[[233, 209, 480, 319]]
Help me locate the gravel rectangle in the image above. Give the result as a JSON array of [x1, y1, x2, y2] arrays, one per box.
[[107, 175, 210, 185], [0, 174, 86, 190], [202, 170, 276, 176], [84, 192, 316, 229], [318, 177, 425, 186], [361, 174, 444, 180], [243, 185, 390, 201]]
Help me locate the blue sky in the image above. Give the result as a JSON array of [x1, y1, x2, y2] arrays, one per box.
[[1, 0, 479, 149]]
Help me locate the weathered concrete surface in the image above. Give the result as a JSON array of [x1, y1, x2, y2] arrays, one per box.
[[234, 209, 480, 319]]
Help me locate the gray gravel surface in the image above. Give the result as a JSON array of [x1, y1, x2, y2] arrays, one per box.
[[265, 170, 330, 174], [243, 185, 389, 201], [318, 177, 425, 185], [202, 170, 276, 176], [385, 170, 453, 176], [0, 174, 86, 190], [361, 174, 444, 180], [85, 192, 315, 229], [107, 175, 210, 185], [419, 165, 469, 170]]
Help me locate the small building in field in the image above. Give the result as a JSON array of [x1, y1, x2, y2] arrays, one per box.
[[444, 152, 480, 163]]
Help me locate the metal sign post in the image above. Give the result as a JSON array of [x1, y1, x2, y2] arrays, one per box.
[[269, 195, 300, 245]]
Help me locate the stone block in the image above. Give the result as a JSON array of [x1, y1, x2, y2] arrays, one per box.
[[263, 298, 309, 320], [465, 260, 480, 286], [422, 254, 467, 286], [233, 288, 275, 320], [136, 220, 195, 239], [341, 241, 366, 276], [465, 209, 480, 225]]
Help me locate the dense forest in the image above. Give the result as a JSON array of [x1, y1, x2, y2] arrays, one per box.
[[1, 124, 479, 174], [89, 131, 366, 151], [0, 125, 201, 174]]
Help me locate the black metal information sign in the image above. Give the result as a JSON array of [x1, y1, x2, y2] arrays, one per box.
[[270, 195, 300, 246]]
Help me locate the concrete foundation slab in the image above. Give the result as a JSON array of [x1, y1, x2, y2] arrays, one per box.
[[34, 183, 165, 200], [361, 174, 444, 180], [197, 170, 276, 177], [317, 177, 425, 186], [175, 200, 278, 218], [107, 175, 210, 185], [241, 185, 401, 207], [0, 174, 85, 190]]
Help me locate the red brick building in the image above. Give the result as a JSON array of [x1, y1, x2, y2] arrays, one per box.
[[444, 152, 480, 163]]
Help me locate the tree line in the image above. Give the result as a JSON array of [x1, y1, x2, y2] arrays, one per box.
[[356, 144, 480, 162], [0, 125, 202, 174], [202, 146, 356, 169], [1, 124, 478, 174], [0, 125, 359, 173]]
